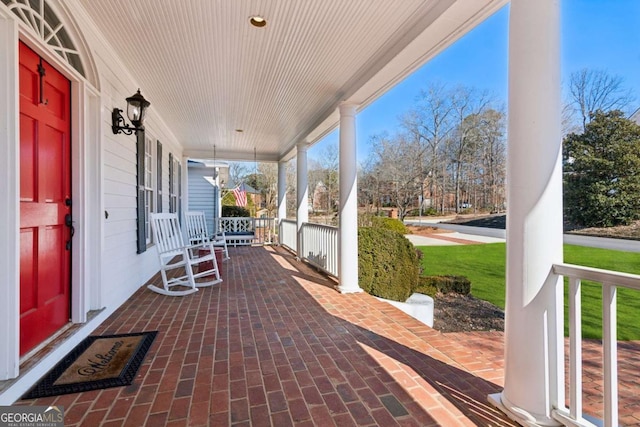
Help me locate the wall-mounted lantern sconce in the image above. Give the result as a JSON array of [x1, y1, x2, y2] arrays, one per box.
[[112, 89, 151, 135]]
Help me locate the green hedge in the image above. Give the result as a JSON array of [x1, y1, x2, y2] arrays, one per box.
[[414, 275, 471, 296], [222, 205, 250, 217], [360, 214, 409, 234], [407, 208, 439, 217], [358, 227, 420, 301]]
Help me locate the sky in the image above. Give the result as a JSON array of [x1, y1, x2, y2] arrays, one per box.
[[308, 1, 640, 162]]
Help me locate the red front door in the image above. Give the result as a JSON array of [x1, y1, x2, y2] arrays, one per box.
[[19, 42, 72, 356]]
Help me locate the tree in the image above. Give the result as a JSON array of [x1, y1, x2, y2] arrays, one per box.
[[568, 68, 634, 131], [563, 110, 640, 227], [445, 86, 496, 213], [228, 162, 249, 186], [400, 83, 505, 214], [244, 163, 279, 217], [358, 155, 382, 214], [227, 162, 278, 217], [477, 108, 507, 212], [401, 82, 455, 213], [368, 133, 423, 220], [307, 158, 324, 213], [308, 143, 339, 215], [317, 143, 339, 213]]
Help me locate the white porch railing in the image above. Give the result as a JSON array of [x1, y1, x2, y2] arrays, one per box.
[[216, 217, 276, 245], [278, 220, 339, 277], [278, 219, 297, 252], [300, 222, 339, 277], [552, 263, 640, 427]]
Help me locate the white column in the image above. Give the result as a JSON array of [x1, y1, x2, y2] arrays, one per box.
[[337, 103, 362, 293], [181, 155, 189, 220], [296, 143, 308, 255], [215, 167, 222, 219], [278, 160, 287, 221], [489, 1, 563, 425]]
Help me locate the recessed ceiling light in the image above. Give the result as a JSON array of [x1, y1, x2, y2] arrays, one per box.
[[235, 129, 244, 133], [249, 16, 267, 28]]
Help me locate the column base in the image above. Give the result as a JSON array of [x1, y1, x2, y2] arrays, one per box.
[[488, 392, 562, 427], [336, 285, 363, 294]]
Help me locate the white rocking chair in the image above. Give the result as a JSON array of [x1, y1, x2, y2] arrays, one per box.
[[185, 211, 229, 261], [148, 213, 222, 296]]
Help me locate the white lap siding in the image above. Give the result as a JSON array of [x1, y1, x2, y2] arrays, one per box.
[[87, 33, 185, 309], [187, 163, 220, 235]]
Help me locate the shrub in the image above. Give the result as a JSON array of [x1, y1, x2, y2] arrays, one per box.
[[359, 214, 409, 234], [358, 227, 420, 302], [221, 191, 236, 206], [372, 216, 409, 234], [415, 248, 424, 276], [407, 208, 439, 217], [222, 205, 251, 217], [414, 275, 471, 296]]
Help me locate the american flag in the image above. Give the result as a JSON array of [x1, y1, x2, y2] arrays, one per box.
[[232, 183, 247, 207]]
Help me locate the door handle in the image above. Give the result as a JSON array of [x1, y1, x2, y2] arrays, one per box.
[[65, 213, 75, 238]]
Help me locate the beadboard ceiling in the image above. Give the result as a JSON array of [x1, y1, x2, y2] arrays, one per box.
[[77, 0, 506, 162]]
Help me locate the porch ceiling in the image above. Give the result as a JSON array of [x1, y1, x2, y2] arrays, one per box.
[[76, 0, 506, 162]]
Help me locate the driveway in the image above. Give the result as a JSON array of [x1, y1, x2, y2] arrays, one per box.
[[405, 232, 503, 246], [406, 219, 640, 252]]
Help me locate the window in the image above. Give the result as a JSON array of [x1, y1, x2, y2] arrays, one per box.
[[169, 153, 175, 213], [2, 0, 85, 76], [169, 153, 181, 215], [136, 132, 160, 253], [136, 131, 146, 253], [177, 159, 182, 220], [144, 135, 155, 244], [157, 141, 163, 213]]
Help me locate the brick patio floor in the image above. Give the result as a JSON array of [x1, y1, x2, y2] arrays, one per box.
[[18, 245, 640, 426]]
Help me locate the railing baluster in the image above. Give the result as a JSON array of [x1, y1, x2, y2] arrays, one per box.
[[569, 277, 582, 419], [279, 219, 338, 275], [551, 264, 639, 427], [602, 283, 618, 427]]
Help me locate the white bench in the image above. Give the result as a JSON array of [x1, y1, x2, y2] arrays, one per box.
[[224, 232, 257, 247]]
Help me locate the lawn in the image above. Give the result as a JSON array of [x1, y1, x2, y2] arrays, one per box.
[[418, 243, 640, 340]]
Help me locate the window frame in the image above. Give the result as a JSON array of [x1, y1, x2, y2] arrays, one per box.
[[143, 134, 155, 245], [136, 130, 146, 254], [169, 153, 181, 217]]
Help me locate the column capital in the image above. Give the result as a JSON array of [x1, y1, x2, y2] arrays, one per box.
[[296, 141, 309, 152], [339, 102, 358, 116]]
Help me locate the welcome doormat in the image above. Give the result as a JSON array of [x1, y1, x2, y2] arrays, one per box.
[[23, 331, 157, 399]]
